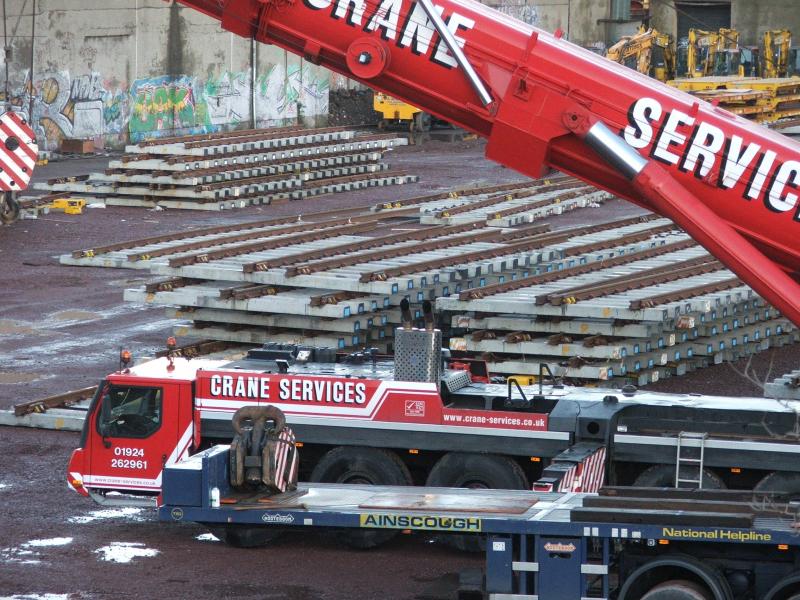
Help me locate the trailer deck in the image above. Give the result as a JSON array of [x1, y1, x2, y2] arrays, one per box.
[[160, 446, 800, 599]]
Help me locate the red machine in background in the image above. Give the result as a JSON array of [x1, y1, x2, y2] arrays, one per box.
[[177, 0, 800, 328]]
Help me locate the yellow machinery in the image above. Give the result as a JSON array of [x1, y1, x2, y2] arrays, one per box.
[[676, 28, 739, 78], [763, 29, 792, 78], [373, 92, 432, 131], [50, 197, 85, 215], [606, 28, 675, 82]]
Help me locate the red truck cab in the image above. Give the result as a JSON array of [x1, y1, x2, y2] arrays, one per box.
[[66, 357, 226, 503]]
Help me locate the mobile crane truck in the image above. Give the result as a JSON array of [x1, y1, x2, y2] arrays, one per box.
[[67, 0, 800, 594]]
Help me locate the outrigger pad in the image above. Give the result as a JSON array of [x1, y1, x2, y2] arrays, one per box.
[[229, 405, 299, 494]]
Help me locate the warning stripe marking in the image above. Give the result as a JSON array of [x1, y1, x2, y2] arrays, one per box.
[[0, 122, 36, 168], [0, 113, 37, 191], [0, 114, 37, 161]]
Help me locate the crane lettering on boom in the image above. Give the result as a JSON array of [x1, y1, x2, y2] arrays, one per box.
[[624, 97, 800, 222], [302, 0, 474, 68]]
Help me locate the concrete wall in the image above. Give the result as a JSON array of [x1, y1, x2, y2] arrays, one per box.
[[2, 0, 797, 150], [484, 0, 610, 47], [488, 0, 799, 48], [0, 0, 329, 150], [732, 0, 800, 46]]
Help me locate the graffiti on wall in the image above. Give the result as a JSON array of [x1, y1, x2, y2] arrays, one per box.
[[129, 64, 328, 142], [129, 75, 210, 142], [256, 62, 329, 123], [3, 70, 130, 150], [5, 63, 329, 148], [492, 1, 538, 25]]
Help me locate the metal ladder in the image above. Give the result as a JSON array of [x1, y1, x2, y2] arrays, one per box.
[[675, 431, 708, 488]]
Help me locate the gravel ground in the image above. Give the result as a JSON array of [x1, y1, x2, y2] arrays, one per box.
[[1, 136, 798, 599]]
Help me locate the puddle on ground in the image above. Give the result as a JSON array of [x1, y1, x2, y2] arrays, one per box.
[[0, 372, 40, 384], [51, 310, 99, 322], [0, 546, 40, 565], [0, 320, 35, 336], [0, 595, 71, 600], [68, 507, 145, 524], [0, 539, 72, 566], [23, 538, 73, 548], [94, 542, 159, 563]]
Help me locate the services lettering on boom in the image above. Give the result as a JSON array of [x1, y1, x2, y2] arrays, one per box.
[[624, 97, 800, 221]]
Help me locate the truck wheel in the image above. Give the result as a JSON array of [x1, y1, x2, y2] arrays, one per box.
[[213, 524, 283, 548], [426, 453, 529, 490], [311, 447, 412, 549], [633, 465, 725, 489], [426, 453, 528, 552], [755, 472, 800, 499], [641, 580, 711, 600]]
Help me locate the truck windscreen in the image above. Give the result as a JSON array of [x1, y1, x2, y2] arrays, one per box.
[[97, 386, 163, 438]]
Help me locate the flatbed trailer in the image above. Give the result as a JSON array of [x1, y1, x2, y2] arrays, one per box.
[[160, 445, 800, 599]]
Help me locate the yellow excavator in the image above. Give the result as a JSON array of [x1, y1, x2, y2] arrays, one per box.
[[606, 27, 675, 82], [373, 92, 433, 131], [763, 29, 792, 78], [678, 28, 734, 77], [673, 28, 763, 78]]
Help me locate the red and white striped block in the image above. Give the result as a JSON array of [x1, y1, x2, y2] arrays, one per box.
[[556, 446, 607, 493], [272, 427, 299, 493], [0, 111, 38, 192]]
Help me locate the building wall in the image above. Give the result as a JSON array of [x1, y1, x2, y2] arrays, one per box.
[[0, 0, 329, 150], [732, 0, 800, 46], [2, 0, 797, 150]]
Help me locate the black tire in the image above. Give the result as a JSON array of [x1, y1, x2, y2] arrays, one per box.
[[215, 524, 283, 548], [311, 447, 412, 549], [641, 580, 711, 600], [426, 453, 529, 489], [633, 465, 725, 490], [425, 453, 528, 552], [413, 112, 432, 132], [755, 471, 800, 499]]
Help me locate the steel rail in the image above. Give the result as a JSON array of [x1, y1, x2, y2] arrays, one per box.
[[360, 217, 670, 283], [433, 183, 590, 218], [458, 238, 698, 300], [13, 386, 97, 417], [278, 223, 552, 277], [243, 222, 493, 273], [117, 133, 404, 165], [539, 257, 724, 306], [134, 125, 301, 147], [167, 221, 380, 268], [629, 277, 743, 309]]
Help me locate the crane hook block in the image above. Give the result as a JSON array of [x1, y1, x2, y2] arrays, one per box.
[[346, 38, 390, 79]]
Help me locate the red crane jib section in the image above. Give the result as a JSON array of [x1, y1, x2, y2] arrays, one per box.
[[176, 0, 800, 325]]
